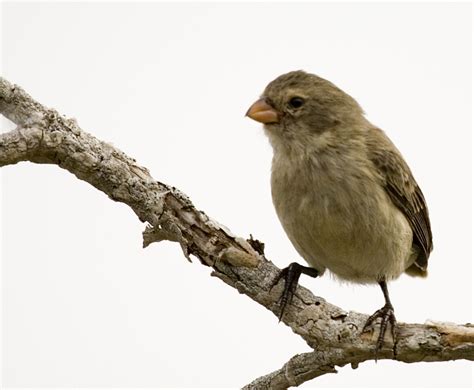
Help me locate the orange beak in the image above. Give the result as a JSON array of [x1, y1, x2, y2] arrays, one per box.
[[245, 98, 280, 124]]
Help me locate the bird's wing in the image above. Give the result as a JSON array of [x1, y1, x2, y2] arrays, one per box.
[[367, 128, 433, 270]]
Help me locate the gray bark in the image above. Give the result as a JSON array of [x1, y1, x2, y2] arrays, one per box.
[[1, 77, 473, 389]]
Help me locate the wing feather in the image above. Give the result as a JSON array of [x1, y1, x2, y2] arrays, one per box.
[[368, 128, 433, 269]]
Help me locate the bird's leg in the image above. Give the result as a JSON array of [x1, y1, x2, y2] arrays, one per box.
[[269, 262, 319, 321], [363, 280, 397, 359]]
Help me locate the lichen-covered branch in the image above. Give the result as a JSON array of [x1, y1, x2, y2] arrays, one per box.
[[1, 77, 473, 389], [244, 321, 474, 389]]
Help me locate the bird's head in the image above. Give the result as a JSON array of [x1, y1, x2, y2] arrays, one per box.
[[246, 70, 365, 153]]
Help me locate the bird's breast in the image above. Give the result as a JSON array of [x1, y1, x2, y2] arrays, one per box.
[[271, 152, 414, 283]]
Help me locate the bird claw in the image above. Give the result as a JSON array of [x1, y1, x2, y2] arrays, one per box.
[[363, 303, 397, 360], [269, 266, 289, 292], [269, 262, 319, 321]]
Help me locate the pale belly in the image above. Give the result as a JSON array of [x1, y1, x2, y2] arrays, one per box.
[[271, 159, 415, 284]]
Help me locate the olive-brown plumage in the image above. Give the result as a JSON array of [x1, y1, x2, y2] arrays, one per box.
[[246, 70, 433, 354], [366, 128, 433, 273]]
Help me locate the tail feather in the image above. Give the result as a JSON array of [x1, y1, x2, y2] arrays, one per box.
[[405, 263, 428, 278]]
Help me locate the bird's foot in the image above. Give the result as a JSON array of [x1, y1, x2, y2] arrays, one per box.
[[363, 303, 397, 360], [269, 262, 319, 321]]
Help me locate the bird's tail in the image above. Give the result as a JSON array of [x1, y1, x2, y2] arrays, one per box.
[[405, 263, 428, 278]]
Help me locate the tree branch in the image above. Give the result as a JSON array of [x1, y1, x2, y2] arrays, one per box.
[[1, 77, 473, 388]]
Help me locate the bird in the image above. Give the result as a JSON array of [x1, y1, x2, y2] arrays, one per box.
[[245, 70, 433, 354]]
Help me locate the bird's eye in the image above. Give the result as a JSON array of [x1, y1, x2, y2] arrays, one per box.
[[289, 97, 305, 109]]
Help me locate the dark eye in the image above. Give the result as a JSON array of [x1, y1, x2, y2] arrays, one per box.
[[289, 97, 305, 109]]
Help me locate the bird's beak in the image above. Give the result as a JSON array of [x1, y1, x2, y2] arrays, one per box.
[[245, 98, 280, 124]]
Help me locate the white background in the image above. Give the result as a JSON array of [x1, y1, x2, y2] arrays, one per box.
[[1, 1, 472, 388]]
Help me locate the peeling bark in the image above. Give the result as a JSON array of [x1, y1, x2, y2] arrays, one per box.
[[1, 77, 473, 389]]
